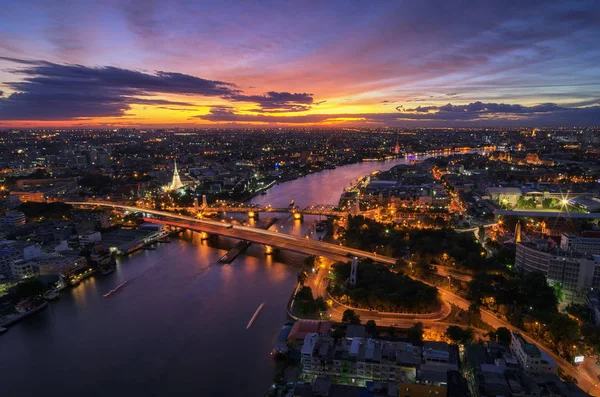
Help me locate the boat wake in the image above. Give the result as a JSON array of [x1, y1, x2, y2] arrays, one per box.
[[103, 246, 182, 298], [103, 281, 127, 297], [246, 303, 265, 329]]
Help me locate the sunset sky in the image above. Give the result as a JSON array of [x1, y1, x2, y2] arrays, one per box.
[[1, 0, 600, 127]]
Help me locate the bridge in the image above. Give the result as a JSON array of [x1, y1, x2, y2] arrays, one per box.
[[200, 203, 346, 217], [66, 202, 393, 264]]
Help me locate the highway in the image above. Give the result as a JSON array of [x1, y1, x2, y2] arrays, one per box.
[[69, 201, 598, 393]]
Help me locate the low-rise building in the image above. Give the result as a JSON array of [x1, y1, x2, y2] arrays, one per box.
[[34, 255, 87, 276], [0, 248, 22, 278], [11, 259, 34, 279], [79, 231, 102, 246], [2, 210, 26, 228], [301, 333, 421, 385], [510, 331, 557, 375]]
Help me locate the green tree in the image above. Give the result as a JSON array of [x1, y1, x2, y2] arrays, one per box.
[[365, 320, 378, 337], [468, 303, 482, 326], [13, 279, 45, 299], [407, 322, 424, 345], [496, 327, 512, 346], [445, 325, 474, 344], [342, 309, 361, 325], [547, 313, 580, 357]]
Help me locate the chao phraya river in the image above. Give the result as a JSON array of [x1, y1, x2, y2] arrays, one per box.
[[0, 156, 425, 396]]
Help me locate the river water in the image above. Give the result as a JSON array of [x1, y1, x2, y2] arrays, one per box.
[[0, 156, 420, 397]]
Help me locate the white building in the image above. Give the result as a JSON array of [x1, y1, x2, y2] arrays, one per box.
[[0, 248, 22, 278], [515, 241, 600, 298], [11, 259, 34, 279], [2, 210, 26, 228], [561, 232, 600, 256], [510, 331, 556, 375]]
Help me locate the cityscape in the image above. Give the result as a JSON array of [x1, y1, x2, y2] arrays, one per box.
[[1, 2, 600, 397]]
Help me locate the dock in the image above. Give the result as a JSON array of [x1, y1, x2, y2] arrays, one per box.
[[218, 217, 278, 264], [219, 240, 252, 264]]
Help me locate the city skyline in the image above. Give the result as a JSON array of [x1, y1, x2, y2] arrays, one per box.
[[1, 0, 600, 128]]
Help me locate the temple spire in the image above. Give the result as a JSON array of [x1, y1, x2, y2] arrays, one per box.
[[169, 158, 183, 190]]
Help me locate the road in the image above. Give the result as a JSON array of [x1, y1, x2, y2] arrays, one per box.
[[70, 201, 598, 394]]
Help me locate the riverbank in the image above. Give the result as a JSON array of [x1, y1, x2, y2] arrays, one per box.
[[0, 300, 48, 329]]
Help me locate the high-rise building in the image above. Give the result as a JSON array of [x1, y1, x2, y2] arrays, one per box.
[[515, 240, 600, 298]]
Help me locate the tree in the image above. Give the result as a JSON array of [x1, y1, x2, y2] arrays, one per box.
[[333, 324, 347, 339], [496, 327, 512, 346], [407, 322, 424, 345], [342, 309, 361, 325], [387, 326, 396, 337], [365, 320, 378, 337], [468, 303, 482, 326], [445, 325, 474, 344], [13, 279, 45, 299], [547, 313, 580, 357]]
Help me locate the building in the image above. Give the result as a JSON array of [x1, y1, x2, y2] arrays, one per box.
[[515, 241, 600, 298], [585, 290, 600, 325], [11, 259, 34, 279], [2, 210, 26, 228], [510, 331, 557, 375], [419, 342, 459, 387], [34, 255, 88, 276], [8, 191, 45, 204], [465, 342, 583, 397], [288, 320, 333, 344], [0, 248, 21, 278], [79, 231, 102, 246], [485, 187, 522, 207], [301, 333, 420, 385], [561, 231, 600, 256]]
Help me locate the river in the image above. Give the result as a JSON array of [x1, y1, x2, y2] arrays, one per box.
[[0, 156, 423, 397]]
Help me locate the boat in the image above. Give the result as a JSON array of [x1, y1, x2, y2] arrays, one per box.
[[101, 266, 116, 275], [43, 289, 60, 301], [246, 303, 264, 329], [0, 300, 48, 328]]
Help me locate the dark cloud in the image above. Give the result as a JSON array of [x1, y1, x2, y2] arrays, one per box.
[[402, 101, 562, 114], [197, 102, 600, 126], [229, 91, 314, 112], [0, 58, 320, 120], [0, 58, 240, 120]]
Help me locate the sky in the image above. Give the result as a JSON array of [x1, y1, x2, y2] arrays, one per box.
[[1, 0, 600, 128]]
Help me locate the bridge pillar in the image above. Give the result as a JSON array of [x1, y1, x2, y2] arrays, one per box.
[[248, 211, 259, 220], [265, 245, 273, 255], [293, 212, 303, 221]]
